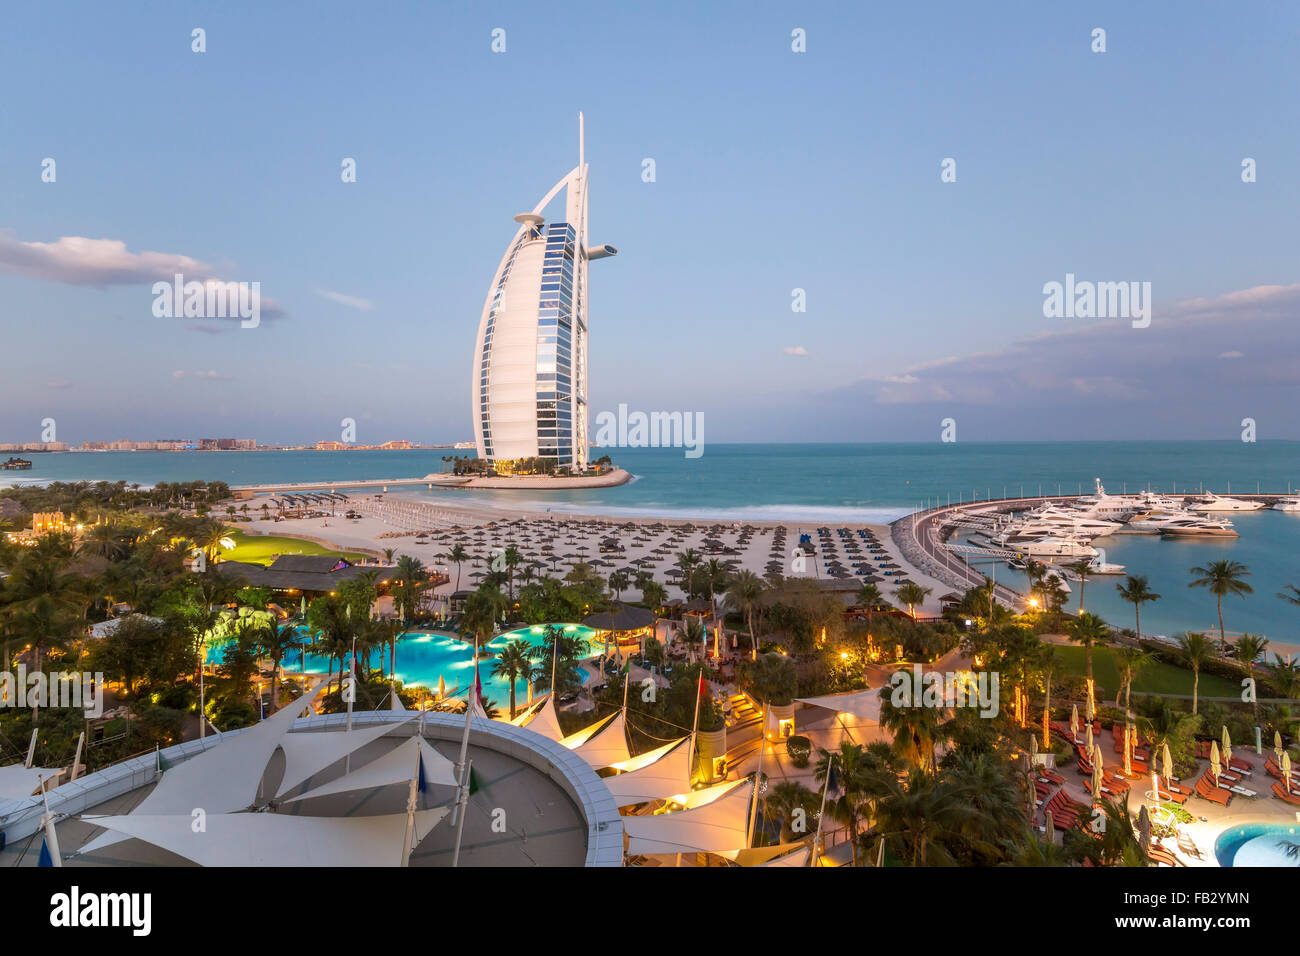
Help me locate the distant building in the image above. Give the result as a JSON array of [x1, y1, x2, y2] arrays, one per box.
[[470, 114, 618, 473]]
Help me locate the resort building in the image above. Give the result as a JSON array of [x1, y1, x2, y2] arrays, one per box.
[[470, 114, 618, 473]]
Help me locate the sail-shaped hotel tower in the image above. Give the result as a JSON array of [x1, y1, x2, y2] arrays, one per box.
[[470, 114, 617, 472]]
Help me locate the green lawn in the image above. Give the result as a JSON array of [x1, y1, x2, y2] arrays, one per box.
[[218, 530, 368, 567], [1051, 644, 1240, 699]]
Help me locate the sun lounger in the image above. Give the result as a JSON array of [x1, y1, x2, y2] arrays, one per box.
[[1227, 756, 1252, 775], [1227, 784, 1256, 797], [1175, 830, 1202, 858], [1194, 775, 1232, 806], [1272, 782, 1300, 806], [1147, 842, 1182, 867]]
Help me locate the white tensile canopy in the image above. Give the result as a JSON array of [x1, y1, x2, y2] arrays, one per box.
[[507, 698, 546, 726], [794, 690, 883, 722], [82, 808, 448, 867], [281, 736, 456, 804], [559, 712, 613, 749], [518, 697, 564, 741], [603, 738, 692, 808], [622, 779, 755, 857], [724, 843, 811, 867], [673, 776, 744, 810], [0, 764, 62, 801], [276, 715, 415, 798], [79, 681, 328, 855], [565, 711, 631, 770]]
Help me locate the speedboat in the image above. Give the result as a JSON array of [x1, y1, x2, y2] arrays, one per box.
[[1189, 492, 1265, 512]]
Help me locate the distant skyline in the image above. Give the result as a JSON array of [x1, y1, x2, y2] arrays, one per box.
[[2, 2, 1297, 445]]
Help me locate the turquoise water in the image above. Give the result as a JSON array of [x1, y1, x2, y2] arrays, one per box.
[[209, 623, 596, 705], [8, 442, 1300, 522], [1214, 822, 1300, 866], [992, 509, 1300, 651], [12, 442, 1300, 642]]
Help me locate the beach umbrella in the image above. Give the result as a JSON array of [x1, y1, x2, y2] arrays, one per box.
[[1070, 704, 1079, 742], [1210, 741, 1221, 782], [1283, 752, 1293, 794], [1221, 726, 1232, 760], [1137, 806, 1151, 855], [1091, 761, 1103, 801], [1274, 730, 1284, 764], [1162, 742, 1173, 788], [1093, 745, 1104, 776], [1085, 723, 1094, 755], [438, 674, 446, 700]]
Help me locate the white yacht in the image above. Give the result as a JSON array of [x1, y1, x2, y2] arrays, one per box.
[[1075, 553, 1126, 575], [1127, 510, 1197, 533], [1189, 492, 1265, 512], [1018, 536, 1099, 559], [1159, 517, 1239, 537], [1272, 497, 1300, 512]]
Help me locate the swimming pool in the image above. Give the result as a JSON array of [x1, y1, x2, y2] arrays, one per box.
[[208, 623, 597, 706], [1213, 822, 1300, 866]]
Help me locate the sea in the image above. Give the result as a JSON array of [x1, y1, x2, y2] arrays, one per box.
[[4, 441, 1298, 645]]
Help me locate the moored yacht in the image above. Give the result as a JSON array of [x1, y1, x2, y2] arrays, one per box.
[[1272, 496, 1300, 512], [1189, 492, 1264, 512], [1018, 536, 1099, 559], [1159, 517, 1239, 537]]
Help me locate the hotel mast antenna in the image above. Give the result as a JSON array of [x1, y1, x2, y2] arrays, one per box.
[[471, 113, 618, 474]]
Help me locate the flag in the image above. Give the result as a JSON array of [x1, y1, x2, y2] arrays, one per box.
[[827, 761, 840, 795], [38, 838, 53, 868], [417, 752, 427, 793]]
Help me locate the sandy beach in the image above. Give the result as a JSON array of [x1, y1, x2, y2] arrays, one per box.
[[228, 490, 956, 614]]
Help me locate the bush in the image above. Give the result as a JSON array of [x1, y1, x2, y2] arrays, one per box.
[[786, 735, 811, 767]]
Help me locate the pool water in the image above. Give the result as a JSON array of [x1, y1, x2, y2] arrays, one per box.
[[208, 623, 597, 706], [1213, 822, 1300, 866]]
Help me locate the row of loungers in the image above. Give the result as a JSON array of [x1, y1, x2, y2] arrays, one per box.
[[1264, 758, 1300, 789], [1271, 782, 1300, 806], [1043, 787, 1089, 832], [1194, 739, 1252, 774]]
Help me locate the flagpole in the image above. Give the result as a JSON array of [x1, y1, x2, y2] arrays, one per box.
[[810, 751, 835, 867], [452, 637, 477, 826], [746, 714, 765, 847], [451, 758, 473, 867], [690, 668, 703, 785], [400, 738, 421, 866], [39, 778, 61, 868]]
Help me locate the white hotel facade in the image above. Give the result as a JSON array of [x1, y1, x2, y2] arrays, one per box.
[[470, 115, 617, 472]]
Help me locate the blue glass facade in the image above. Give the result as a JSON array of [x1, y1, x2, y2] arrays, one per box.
[[536, 222, 577, 466]]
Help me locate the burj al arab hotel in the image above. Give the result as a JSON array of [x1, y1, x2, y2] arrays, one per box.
[[470, 114, 618, 472]]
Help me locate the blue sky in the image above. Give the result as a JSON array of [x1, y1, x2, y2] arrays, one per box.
[[2, 1, 1297, 445]]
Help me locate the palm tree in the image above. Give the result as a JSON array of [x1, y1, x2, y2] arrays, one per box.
[[893, 582, 931, 620], [1176, 631, 1214, 715], [1136, 699, 1201, 774], [640, 579, 667, 613], [855, 582, 883, 626], [812, 742, 882, 866], [502, 545, 522, 602], [461, 586, 506, 646], [1231, 633, 1269, 722], [1279, 584, 1300, 616], [723, 570, 765, 658], [1189, 559, 1253, 647], [1067, 612, 1112, 699], [392, 554, 428, 623], [867, 768, 979, 867], [607, 570, 630, 601], [1116, 575, 1160, 642], [1113, 645, 1153, 710], [699, 558, 730, 623], [254, 615, 300, 710], [1064, 558, 1093, 613], [382, 547, 396, 564], [492, 638, 533, 719], [765, 781, 820, 843], [444, 544, 468, 593], [674, 549, 700, 597]]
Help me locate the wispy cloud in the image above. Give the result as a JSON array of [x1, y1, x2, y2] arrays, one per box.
[[783, 345, 809, 356], [172, 369, 233, 381], [0, 232, 288, 324], [315, 289, 374, 311], [0, 234, 210, 286]]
